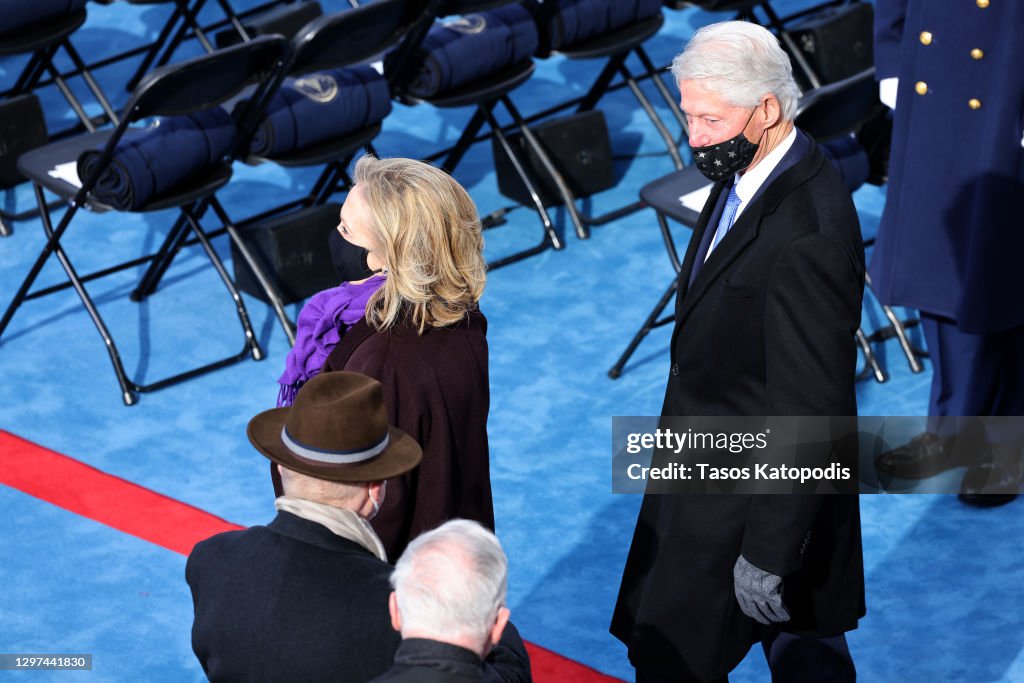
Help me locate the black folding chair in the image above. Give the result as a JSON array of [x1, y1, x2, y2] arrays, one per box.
[[242, 0, 422, 212], [608, 69, 905, 381], [0, 3, 121, 236], [530, 1, 689, 227], [127, 0, 421, 344], [0, 36, 289, 405], [665, 0, 868, 92], [388, 0, 585, 269]]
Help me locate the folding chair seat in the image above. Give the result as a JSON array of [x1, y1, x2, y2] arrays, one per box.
[[127, 0, 420, 344], [0, 1, 121, 236], [386, 0, 585, 270], [0, 36, 289, 405], [608, 68, 918, 382], [527, 0, 689, 226]]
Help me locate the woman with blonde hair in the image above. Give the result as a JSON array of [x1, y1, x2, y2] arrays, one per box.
[[304, 155, 492, 560]]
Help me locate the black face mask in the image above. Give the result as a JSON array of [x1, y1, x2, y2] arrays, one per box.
[[328, 229, 375, 282], [690, 107, 760, 182]]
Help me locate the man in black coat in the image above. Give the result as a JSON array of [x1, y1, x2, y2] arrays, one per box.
[[611, 21, 866, 683], [187, 372, 530, 682], [371, 519, 528, 683]]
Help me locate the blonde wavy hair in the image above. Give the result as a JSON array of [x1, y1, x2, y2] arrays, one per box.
[[354, 155, 486, 333]]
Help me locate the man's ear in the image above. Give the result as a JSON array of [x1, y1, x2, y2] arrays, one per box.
[[388, 591, 401, 632], [488, 607, 511, 648], [760, 94, 782, 129]]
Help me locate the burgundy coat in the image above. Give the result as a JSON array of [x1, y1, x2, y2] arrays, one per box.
[[322, 308, 493, 561]]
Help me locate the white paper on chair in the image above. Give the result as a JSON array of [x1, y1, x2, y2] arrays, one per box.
[[48, 161, 82, 188], [678, 182, 713, 213]]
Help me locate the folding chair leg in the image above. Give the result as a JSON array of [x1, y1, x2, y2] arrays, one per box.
[[865, 272, 924, 373], [0, 185, 78, 341], [483, 110, 560, 269], [126, 3, 185, 91], [441, 108, 487, 173], [634, 46, 688, 138], [2, 184, 140, 404], [13, 51, 47, 94], [131, 213, 191, 301], [856, 327, 887, 383], [577, 56, 620, 114], [208, 197, 296, 346], [618, 63, 684, 170], [756, 1, 822, 90], [213, 0, 250, 41], [43, 60, 97, 133], [0, 218, 11, 237], [608, 277, 678, 379], [175, 0, 216, 54], [500, 96, 587, 240], [179, 205, 264, 360], [62, 40, 120, 127]]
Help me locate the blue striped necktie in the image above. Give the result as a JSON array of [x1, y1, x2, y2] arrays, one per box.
[[706, 184, 742, 260]]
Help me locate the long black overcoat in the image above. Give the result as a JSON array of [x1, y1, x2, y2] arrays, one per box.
[[611, 134, 867, 681]]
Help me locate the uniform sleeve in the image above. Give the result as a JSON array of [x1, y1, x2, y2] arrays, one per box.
[[874, 0, 909, 80], [742, 233, 863, 576]]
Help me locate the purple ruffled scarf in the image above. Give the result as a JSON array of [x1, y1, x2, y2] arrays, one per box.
[[277, 274, 385, 407]]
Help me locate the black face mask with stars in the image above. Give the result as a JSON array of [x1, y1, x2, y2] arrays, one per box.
[[690, 107, 760, 182]]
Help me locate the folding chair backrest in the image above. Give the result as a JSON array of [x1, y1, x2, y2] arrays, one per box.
[[794, 67, 877, 142], [289, 0, 420, 75], [126, 35, 288, 121]]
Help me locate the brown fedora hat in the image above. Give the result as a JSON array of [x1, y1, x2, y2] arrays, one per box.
[[247, 371, 422, 482]]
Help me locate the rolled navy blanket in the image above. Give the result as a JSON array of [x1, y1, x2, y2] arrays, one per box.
[[387, 4, 538, 99], [527, 0, 663, 51], [77, 107, 235, 211], [0, 0, 88, 35], [246, 66, 392, 158]]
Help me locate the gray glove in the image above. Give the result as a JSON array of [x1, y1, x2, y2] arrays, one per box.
[[733, 555, 790, 625]]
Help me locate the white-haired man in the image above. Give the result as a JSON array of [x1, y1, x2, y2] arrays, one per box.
[[371, 519, 527, 682], [611, 21, 866, 683]]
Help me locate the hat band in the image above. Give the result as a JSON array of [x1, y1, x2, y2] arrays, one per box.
[[281, 427, 390, 464]]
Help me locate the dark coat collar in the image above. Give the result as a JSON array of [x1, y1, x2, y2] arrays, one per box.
[[393, 638, 484, 675]]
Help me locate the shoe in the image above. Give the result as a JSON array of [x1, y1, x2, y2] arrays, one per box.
[[958, 443, 1023, 506], [875, 432, 983, 479]]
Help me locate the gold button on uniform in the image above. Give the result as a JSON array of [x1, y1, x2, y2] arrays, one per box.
[[971, 48, 984, 59], [920, 31, 933, 45], [976, 0, 989, 7], [915, 81, 928, 95], [969, 98, 982, 109]]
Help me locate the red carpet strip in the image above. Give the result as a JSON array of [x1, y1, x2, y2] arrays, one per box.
[[0, 429, 621, 682]]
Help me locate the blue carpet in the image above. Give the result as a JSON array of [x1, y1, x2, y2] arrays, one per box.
[[1, 2, 1022, 681]]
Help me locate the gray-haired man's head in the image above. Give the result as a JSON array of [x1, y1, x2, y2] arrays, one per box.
[[388, 519, 510, 658]]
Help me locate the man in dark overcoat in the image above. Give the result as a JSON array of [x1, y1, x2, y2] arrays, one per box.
[[871, 0, 1024, 505], [611, 21, 866, 683], [187, 371, 530, 682]]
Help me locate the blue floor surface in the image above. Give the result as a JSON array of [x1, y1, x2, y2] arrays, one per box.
[[2, 2, 1022, 681]]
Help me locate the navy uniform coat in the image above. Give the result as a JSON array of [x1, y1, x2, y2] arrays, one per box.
[[611, 134, 866, 681], [323, 309, 493, 561], [871, 0, 1024, 334], [187, 512, 401, 682]]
